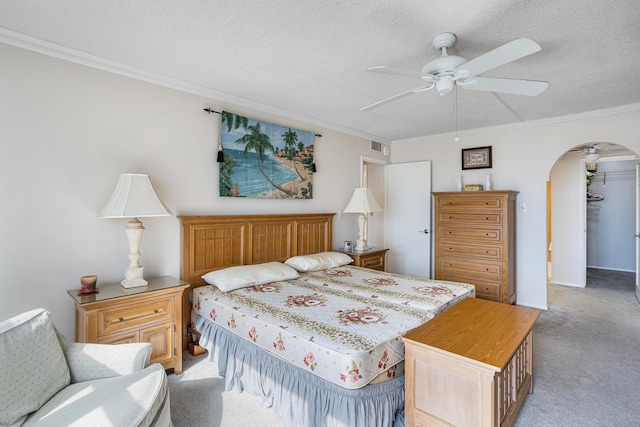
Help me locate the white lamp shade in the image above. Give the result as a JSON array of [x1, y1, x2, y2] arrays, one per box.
[[98, 173, 172, 218], [343, 187, 383, 213]]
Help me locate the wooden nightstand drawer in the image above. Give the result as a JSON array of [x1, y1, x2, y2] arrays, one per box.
[[361, 254, 385, 270], [98, 297, 173, 336]]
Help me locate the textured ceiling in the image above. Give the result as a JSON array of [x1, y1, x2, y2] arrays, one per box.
[[1, 0, 640, 142]]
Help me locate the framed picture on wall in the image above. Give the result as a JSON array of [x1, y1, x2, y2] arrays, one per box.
[[462, 146, 492, 170]]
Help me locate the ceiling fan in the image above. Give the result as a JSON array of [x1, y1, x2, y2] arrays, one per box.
[[569, 142, 618, 153], [361, 32, 549, 111]]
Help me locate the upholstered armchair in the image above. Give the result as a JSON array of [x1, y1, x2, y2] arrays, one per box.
[[0, 308, 172, 427]]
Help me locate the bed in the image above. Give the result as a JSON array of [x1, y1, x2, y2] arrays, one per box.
[[179, 213, 475, 427]]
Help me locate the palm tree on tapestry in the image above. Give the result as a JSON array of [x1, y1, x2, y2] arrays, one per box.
[[221, 111, 249, 132], [282, 128, 306, 181], [234, 123, 295, 197]]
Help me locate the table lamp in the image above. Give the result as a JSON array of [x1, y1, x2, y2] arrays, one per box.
[[98, 173, 172, 288], [343, 187, 383, 251]]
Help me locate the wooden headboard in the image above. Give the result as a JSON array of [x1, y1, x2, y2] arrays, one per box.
[[178, 213, 334, 347]]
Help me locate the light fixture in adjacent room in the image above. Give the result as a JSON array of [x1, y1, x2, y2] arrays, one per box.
[[585, 147, 600, 172], [343, 187, 383, 251], [98, 173, 172, 288]]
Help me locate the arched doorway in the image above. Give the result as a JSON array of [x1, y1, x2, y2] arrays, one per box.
[[548, 142, 638, 299]]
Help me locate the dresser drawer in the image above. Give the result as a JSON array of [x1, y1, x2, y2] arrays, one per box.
[[437, 257, 503, 278], [439, 226, 502, 243], [437, 212, 502, 225], [436, 273, 501, 301], [438, 242, 502, 260], [98, 297, 174, 336], [436, 196, 504, 210]]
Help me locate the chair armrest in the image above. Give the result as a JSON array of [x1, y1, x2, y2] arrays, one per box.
[[63, 342, 153, 383]]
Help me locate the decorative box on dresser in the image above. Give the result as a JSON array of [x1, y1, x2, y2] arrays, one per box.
[[403, 297, 540, 427], [340, 247, 389, 271], [68, 276, 189, 374], [433, 190, 518, 304]]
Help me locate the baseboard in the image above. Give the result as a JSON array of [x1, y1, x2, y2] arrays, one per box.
[[549, 280, 585, 288], [586, 265, 635, 273], [516, 301, 549, 311]]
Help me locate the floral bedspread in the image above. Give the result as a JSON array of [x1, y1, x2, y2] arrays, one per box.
[[303, 266, 475, 314], [192, 269, 474, 390]]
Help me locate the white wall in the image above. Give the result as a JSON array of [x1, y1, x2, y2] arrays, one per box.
[[587, 159, 636, 271], [0, 43, 385, 338], [392, 109, 640, 310], [550, 154, 586, 287]]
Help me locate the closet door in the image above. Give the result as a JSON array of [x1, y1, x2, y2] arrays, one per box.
[[384, 161, 432, 278]]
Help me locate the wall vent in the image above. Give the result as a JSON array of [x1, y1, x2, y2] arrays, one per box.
[[370, 140, 382, 152]]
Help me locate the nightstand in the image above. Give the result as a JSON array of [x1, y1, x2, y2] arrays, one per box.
[[341, 247, 389, 271], [67, 276, 189, 374]]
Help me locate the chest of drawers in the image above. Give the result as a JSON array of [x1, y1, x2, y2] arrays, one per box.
[[433, 191, 518, 304]]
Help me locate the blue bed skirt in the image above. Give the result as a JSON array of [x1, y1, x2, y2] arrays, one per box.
[[196, 315, 405, 427]]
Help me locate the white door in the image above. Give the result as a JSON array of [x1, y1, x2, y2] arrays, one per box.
[[384, 161, 432, 278]]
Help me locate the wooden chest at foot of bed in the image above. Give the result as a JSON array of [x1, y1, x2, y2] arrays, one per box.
[[402, 298, 540, 427]]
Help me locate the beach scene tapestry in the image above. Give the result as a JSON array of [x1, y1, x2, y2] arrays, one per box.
[[219, 111, 314, 199]]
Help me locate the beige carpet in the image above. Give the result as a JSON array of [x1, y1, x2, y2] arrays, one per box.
[[169, 268, 640, 426]]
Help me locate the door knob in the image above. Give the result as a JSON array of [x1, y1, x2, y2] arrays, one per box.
[[418, 229, 429, 234]]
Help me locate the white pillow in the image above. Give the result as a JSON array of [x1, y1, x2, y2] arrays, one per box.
[[202, 262, 299, 292], [284, 251, 353, 272]]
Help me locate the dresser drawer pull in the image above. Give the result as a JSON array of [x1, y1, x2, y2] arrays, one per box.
[[119, 317, 124, 322], [154, 309, 159, 313]]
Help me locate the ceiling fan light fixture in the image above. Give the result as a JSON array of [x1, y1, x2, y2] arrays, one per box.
[[436, 77, 454, 95], [585, 152, 600, 163]]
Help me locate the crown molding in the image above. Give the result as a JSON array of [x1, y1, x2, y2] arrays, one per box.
[[0, 27, 382, 143]]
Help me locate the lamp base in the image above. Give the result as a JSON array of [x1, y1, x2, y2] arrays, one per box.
[[354, 240, 369, 251], [121, 266, 148, 288], [121, 278, 148, 288]]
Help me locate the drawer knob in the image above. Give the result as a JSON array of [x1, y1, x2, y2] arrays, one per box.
[[119, 317, 124, 322], [154, 309, 159, 314]]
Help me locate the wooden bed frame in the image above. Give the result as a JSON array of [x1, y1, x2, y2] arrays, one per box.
[[178, 213, 334, 348]]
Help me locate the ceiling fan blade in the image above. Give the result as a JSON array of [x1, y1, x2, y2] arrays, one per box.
[[367, 66, 428, 81], [455, 38, 542, 78], [461, 76, 548, 96], [360, 86, 434, 111]]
